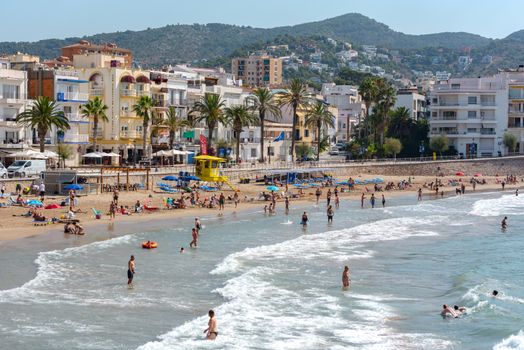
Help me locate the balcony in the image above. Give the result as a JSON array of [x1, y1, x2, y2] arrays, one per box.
[[89, 88, 103, 97], [65, 113, 88, 123], [120, 110, 138, 118], [480, 129, 496, 135], [153, 100, 168, 108], [0, 94, 27, 105], [56, 92, 89, 102], [120, 130, 140, 139], [120, 88, 137, 97], [62, 134, 89, 144]]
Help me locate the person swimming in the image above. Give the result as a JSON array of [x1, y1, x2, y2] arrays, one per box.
[[453, 305, 466, 315], [441, 304, 458, 318], [180, 247, 185, 253], [492, 290, 499, 297]]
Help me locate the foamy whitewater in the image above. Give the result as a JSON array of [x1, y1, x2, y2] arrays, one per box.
[[1, 191, 523, 349]]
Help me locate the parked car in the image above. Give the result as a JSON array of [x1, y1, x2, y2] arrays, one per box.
[[328, 146, 340, 155], [7, 159, 46, 178], [0, 162, 7, 178]]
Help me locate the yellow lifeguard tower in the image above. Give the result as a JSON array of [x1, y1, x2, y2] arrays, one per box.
[[194, 155, 237, 191]]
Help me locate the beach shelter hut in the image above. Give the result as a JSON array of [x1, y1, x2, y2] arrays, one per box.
[[194, 155, 236, 190]]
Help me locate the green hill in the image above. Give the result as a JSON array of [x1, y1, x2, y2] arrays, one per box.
[[0, 13, 495, 67]]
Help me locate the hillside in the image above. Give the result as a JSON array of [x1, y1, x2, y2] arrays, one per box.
[[0, 13, 495, 67]]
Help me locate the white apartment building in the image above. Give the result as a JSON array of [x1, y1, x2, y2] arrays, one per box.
[[0, 66, 31, 155], [394, 87, 428, 121], [429, 75, 506, 158], [321, 83, 365, 143]]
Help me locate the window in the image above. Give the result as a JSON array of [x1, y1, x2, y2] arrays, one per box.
[[468, 96, 477, 104], [468, 111, 477, 118], [432, 98, 438, 104], [305, 129, 309, 137], [1, 84, 20, 99], [451, 84, 461, 89], [250, 148, 257, 157], [467, 128, 477, 133]]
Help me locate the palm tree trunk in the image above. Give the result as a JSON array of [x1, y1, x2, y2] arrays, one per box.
[[92, 117, 98, 152], [291, 103, 297, 162], [142, 120, 148, 160], [207, 124, 214, 155], [259, 111, 265, 163], [38, 129, 46, 153], [236, 133, 241, 163], [317, 123, 321, 161], [169, 130, 175, 150]]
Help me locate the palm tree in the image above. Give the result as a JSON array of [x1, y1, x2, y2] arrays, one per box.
[[165, 106, 188, 149], [225, 105, 259, 163], [132, 95, 155, 159], [358, 77, 378, 144], [388, 107, 413, 139], [279, 79, 310, 161], [80, 96, 108, 152], [375, 80, 397, 146], [247, 87, 282, 162], [192, 93, 226, 155], [305, 101, 335, 160], [16, 96, 70, 152]]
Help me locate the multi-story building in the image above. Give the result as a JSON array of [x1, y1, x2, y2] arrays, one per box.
[[429, 75, 506, 158], [394, 87, 428, 121], [0, 63, 31, 157], [231, 55, 282, 87], [321, 83, 365, 143], [74, 52, 151, 163], [62, 40, 133, 68]]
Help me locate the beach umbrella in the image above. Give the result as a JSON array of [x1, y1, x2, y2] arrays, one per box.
[[64, 184, 84, 191], [42, 150, 58, 158], [181, 175, 200, 181], [456, 172, 465, 176], [168, 149, 186, 156], [162, 175, 178, 181], [82, 152, 103, 158], [104, 152, 121, 157], [267, 185, 279, 191], [153, 150, 170, 156], [474, 173, 482, 177]]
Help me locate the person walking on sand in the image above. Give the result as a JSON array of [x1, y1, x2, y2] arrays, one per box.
[[418, 188, 423, 201], [39, 182, 46, 201], [361, 193, 365, 208], [342, 265, 351, 288], [204, 310, 218, 340], [370, 193, 376, 208], [127, 255, 135, 285], [327, 205, 334, 223], [382, 194, 386, 207], [190, 227, 199, 248], [113, 188, 119, 206], [315, 188, 322, 204]]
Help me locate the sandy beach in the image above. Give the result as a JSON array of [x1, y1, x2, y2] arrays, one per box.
[[0, 173, 516, 242]]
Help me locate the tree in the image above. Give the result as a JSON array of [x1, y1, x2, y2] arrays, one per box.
[[503, 133, 517, 154], [295, 143, 313, 160], [16, 96, 70, 152], [279, 79, 310, 162], [80, 96, 108, 152], [56, 143, 72, 168], [247, 87, 282, 162], [384, 138, 402, 159], [430, 135, 449, 157], [305, 101, 335, 160], [358, 77, 379, 144], [192, 93, 226, 155], [225, 105, 259, 163], [374, 79, 397, 145], [132, 95, 155, 159], [388, 107, 413, 139], [165, 106, 188, 150]]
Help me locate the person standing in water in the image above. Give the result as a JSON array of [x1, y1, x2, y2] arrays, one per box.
[[315, 188, 322, 204], [361, 193, 365, 208], [285, 196, 290, 213], [342, 265, 350, 288], [326, 189, 332, 207], [189, 227, 199, 248], [204, 310, 218, 340], [516, 189, 519, 196], [335, 193, 340, 208], [327, 205, 334, 223], [381, 194, 386, 207], [127, 255, 135, 285], [418, 188, 423, 201], [370, 193, 376, 208], [501, 216, 508, 229], [218, 192, 225, 211], [195, 217, 202, 231], [301, 211, 309, 226]]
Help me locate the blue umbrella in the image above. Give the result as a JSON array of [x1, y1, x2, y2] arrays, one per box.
[[64, 184, 84, 191], [266, 185, 279, 191], [162, 175, 178, 181]]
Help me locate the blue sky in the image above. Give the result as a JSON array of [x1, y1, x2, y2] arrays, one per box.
[[2, 0, 524, 42]]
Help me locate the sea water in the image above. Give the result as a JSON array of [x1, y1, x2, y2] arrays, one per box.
[[0, 192, 523, 349]]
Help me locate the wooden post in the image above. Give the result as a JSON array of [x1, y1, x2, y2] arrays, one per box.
[[146, 168, 150, 190], [126, 169, 130, 191], [117, 172, 120, 190], [100, 168, 104, 193]]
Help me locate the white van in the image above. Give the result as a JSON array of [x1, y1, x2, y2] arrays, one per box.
[[7, 159, 46, 178], [328, 146, 340, 155], [0, 162, 7, 178]]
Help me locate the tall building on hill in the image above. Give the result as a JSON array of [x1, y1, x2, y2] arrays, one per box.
[[231, 55, 282, 87]]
